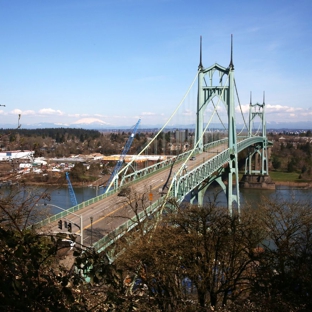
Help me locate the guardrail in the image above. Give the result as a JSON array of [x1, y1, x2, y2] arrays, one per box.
[[121, 138, 229, 184], [34, 137, 260, 230], [33, 188, 117, 228], [93, 196, 167, 253], [93, 139, 235, 253]]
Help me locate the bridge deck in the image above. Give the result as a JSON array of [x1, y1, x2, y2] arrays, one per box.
[[37, 136, 266, 252]]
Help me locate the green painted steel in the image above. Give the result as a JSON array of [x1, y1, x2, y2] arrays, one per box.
[[246, 94, 269, 175], [33, 188, 117, 228], [93, 197, 166, 254], [174, 136, 266, 202], [34, 140, 227, 229], [92, 136, 266, 255], [195, 35, 240, 215], [121, 138, 228, 185], [36, 38, 271, 259]]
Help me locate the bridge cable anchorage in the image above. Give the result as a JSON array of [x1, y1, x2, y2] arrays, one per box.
[[234, 79, 248, 135], [154, 74, 230, 229], [113, 70, 200, 182]]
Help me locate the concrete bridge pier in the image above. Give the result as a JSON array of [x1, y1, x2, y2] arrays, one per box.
[[240, 174, 275, 190]]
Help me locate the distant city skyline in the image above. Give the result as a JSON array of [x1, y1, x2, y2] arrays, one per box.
[[0, 1, 311, 128]]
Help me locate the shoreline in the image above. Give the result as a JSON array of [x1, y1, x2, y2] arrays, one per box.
[[22, 180, 312, 189], [274, 181, 312, 189]]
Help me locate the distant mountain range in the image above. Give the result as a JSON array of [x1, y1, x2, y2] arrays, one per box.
[[0, 120, 311, 131]]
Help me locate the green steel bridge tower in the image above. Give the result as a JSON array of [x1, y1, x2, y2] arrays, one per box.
[[194, 35, 239, 215]]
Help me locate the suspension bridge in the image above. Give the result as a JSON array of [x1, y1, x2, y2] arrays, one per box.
[[36, 36, 273, 257]]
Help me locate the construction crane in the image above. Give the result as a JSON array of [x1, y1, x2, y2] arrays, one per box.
[[65, 172, 78, 206], [105, 119, 141, 192]]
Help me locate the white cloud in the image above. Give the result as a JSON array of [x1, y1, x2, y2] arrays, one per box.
[[182, 109, 194, 117], [68, 113, 82, 118], [141, 112, 157, 116], [10, 109, 23, 114], [19, 110, 36, 116], [236, 104, 249, 114], [38, 108, 63, 115]]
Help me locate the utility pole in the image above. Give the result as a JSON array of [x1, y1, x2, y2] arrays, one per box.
[[90, 217, 93, 246]]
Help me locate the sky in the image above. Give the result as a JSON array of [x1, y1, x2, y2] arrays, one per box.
[[0, 0, 312, 129]]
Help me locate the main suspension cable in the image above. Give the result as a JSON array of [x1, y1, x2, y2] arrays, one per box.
[[104, 70, 200, 193], [234, 79, 248, 135]]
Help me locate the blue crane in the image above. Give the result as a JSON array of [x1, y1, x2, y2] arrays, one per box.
[[65, 172, 78, 206], [105, 119, 141, 191]]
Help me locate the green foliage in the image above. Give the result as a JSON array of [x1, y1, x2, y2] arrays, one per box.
[[269, 171, 302, 182], [287, 158, 296, 172], [0, 128, 101, 141], [271, 155, 281, 170], [69, 163, 86, 182], [2, 185, 312, 311], [270, 137, 312, 179]]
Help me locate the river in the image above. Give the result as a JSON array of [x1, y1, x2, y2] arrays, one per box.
[[25, 184, 312, 216], [204, 184, 312, 208]]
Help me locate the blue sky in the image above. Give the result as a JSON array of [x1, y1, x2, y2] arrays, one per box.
[[0, 0, 311, 128]]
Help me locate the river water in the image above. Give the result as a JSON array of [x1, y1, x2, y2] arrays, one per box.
[[27, 184, 312, 216], [205, 185, 312, 208]]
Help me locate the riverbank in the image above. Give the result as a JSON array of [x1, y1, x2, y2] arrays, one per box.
[[269, 171, 312, 189], [274, 181, 312, 189], [22, 177, 312, 189]]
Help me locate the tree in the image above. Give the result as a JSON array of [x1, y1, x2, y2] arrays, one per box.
[[0, 187, 82, 311], [0, 186, 127, 311], [116, 199, 266, 310], [271, 155, 281, 170], [250, 196, 312, 311]]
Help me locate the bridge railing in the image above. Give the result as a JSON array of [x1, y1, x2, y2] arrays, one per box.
[[175, 147, 231, 200], [34, 138, 229, 229], [93, 196, 168, 253], [33, 188, 118, 228], [237, 136, 266, 152], [121, 138, 228, 185], [175, 136, 266, 201], [93, 139, 230, 253]]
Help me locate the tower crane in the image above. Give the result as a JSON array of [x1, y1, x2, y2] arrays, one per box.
[[65, 172, 78, 206], [105, 119, 141, 191]]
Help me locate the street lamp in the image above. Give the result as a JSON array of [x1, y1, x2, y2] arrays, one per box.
[[90, 216, 93, 246], [42, 204, 84, 246]]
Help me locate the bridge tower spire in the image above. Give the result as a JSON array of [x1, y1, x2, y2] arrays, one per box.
[[195, 36, 204, 151], [226, 34, 240, 215], [247, 92, 268, 174], [195, 35, 240, 215]]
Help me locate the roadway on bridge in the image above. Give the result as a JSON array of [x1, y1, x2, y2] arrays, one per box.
[[45, 143, 227, 247]]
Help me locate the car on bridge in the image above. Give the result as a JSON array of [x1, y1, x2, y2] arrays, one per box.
[[190, 156, 196, 161]]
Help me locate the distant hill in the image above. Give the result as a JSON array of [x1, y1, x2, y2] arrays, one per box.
[[0, 120, 311, 131]]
